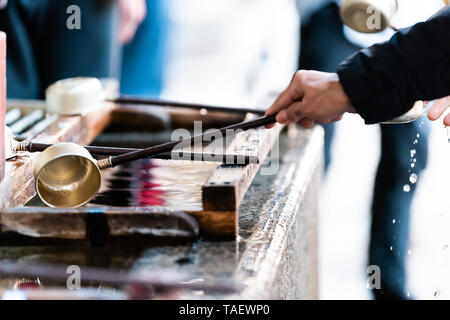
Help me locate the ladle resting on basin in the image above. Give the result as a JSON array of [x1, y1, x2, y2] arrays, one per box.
[[46, 77, 265, 116], [46, 77, 427, 124], [34, 115, 277, 208]]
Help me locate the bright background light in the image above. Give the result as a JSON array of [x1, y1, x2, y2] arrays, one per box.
[[160, 0, 450, 300]]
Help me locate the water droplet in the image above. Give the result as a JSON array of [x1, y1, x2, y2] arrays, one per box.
[[392, 219, 396, 224], [403, 184, 411, 192], [408, 249, 412, 255], [410, 149, 416, 157], [200, 108, 208, 116], [417, 133, 420, 138], [407, 292, 411, 297], [411, 163, 415, 168], [413, 159, 416, 163], [409, 173, 418, 184], [390, 246, 393, 251]]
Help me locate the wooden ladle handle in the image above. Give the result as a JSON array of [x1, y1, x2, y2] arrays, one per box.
[[108, 114, 277, 168], [21, 142, 258, 165]]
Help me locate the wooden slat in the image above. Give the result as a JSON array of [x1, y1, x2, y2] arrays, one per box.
[[0, 207, 199, 244], [187, 210, 236, 236], [202, 121, 283, 212]]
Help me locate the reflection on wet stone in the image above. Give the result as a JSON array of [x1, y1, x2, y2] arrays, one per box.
[[90, 158, 218, 211]]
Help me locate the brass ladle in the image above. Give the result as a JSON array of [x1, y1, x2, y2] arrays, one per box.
[[341, 0, 449, 33], [34, 115, 275, 208], [340, 0, 434, 124], [340, 0, 399, 33]]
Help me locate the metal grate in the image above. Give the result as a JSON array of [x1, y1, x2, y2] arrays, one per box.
[[5, 107, 58, 141]]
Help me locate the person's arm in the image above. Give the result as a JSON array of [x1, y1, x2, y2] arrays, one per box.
[[266, 6, 450, 126], [337, 6, 450, 124]]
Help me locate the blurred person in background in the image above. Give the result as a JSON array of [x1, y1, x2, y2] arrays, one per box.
[[0, 0, 121, 99], [120, 0, 170, 97], [294, 0, 441, 299], [0, 0, 151, 99]]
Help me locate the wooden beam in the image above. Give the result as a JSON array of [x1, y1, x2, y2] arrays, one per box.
[[187, 210, 236, 236], [202, 121, 283, 212], [0, 206, 199, 245]]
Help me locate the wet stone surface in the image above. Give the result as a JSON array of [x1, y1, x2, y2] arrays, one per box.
[[0, 127, 323, 298]]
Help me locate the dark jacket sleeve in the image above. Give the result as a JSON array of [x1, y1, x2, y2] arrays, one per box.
[[336, 6, 450, 124]]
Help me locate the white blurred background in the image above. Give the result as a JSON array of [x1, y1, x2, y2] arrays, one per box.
[[320, 0, 450, 300], [162, 0, 299, 107], [160, 0, 450, 300], [320, 114, 450, 300]]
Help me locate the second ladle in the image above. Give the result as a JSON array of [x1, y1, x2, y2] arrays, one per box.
[[34, 115, 277, 208], [5, 126, 255, 164], [46, 77, 426, 124]]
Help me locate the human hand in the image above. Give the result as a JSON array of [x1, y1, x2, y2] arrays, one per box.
[[118, 0, 147, 44], [428, 96, 450, 126], [265, 70, 355, 129]]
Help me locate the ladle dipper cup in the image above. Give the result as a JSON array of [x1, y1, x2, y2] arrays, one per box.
[[340, 0, 399, 33], [341, 0, 448, 33], [46, 77, 265, 116], [34, 142, 102, 207], [34, 114, 277, 208], [46, 77, 106, 115]]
